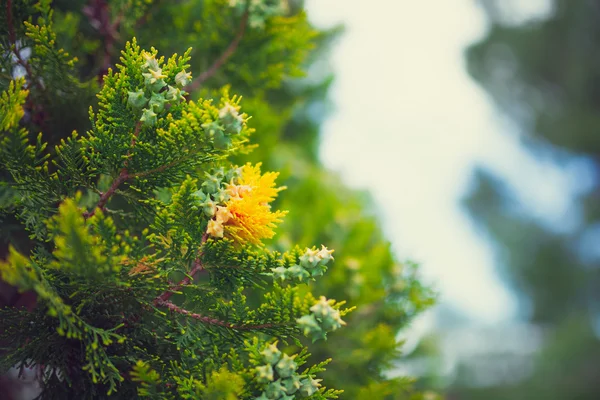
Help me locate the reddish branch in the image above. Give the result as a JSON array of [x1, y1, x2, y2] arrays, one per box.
[[123, 120, 143, 168], [84, 121, 143, 219], [156, 299, 280, 331], [85, 169, 128, 219], [186, 11, 249, 93], [6, 0, 44, 92], [153, 257, 205, 305], [153, 233, 208, 303]]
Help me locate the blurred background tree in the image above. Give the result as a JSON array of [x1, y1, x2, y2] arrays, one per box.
[[445, 0, 600, 398], [0, 1, 435, 398]]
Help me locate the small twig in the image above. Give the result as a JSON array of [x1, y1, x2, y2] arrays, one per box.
[[85, 169, 128, 219], [154, 234, 208, 305], [154, 258, 204, 305], [6, 0, 44, 93], [157, 299, 281, 331], [155, 299, 232, 328], [124, 120, 143, 167], [84, 122, 142, 218], [186, 11, 249, 92]]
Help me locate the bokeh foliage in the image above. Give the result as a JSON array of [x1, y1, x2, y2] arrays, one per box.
[[450, 1, 600, 398]]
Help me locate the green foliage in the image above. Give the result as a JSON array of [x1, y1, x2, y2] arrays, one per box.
[[13, 0, 97, 135], [196, 366, 245, 400], [0, 78, 28, 131], [0, 0, 435, 399], [0, 32, 352, 396]]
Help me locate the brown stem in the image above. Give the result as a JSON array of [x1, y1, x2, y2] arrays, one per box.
[[157, 299, 281, 331], [124, 120, 143, 166], [153, 233, 208, 305], [85, 121, 142, 218], [186, 11, 249, 92], [6, 0, 44, 92], [153, 258, 204, 305], [84, 169, 128, 219]]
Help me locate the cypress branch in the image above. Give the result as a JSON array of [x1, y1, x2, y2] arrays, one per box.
[[156, 299, 284, 331], [0, 35, 351, 398], [0, 1, 436, 398]]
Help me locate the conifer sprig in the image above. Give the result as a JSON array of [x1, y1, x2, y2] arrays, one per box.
[[153, 233, 207, 306], [1, 36, 351, 398]]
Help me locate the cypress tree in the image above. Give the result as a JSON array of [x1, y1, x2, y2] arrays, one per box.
[[0, 1, 435, 398]]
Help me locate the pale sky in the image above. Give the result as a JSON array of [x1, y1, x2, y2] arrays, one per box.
[[305, 0, 578, 324]]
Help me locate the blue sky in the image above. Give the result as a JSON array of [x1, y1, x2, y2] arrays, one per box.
[[305, 0, 579, 324]]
